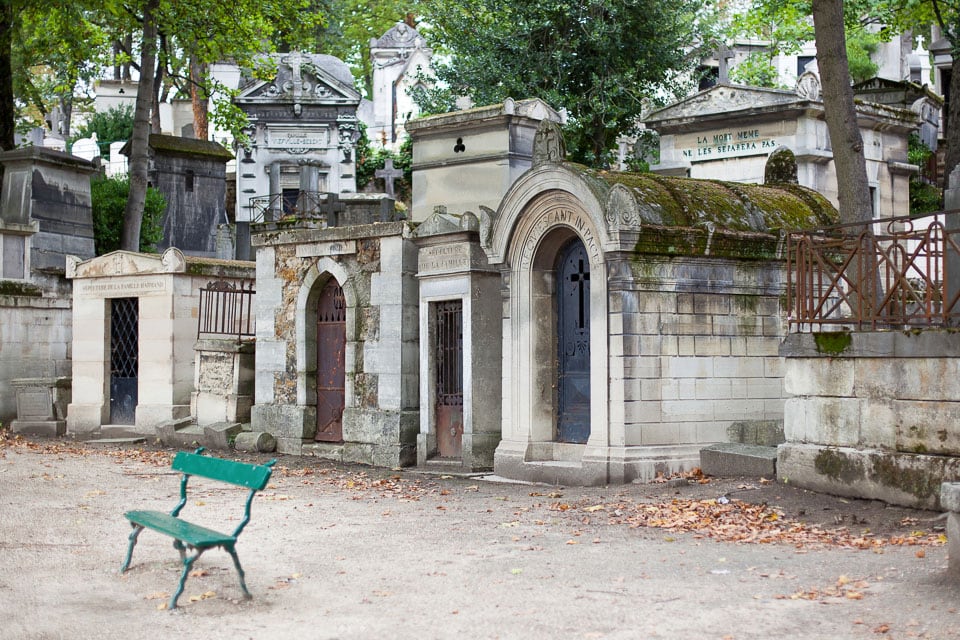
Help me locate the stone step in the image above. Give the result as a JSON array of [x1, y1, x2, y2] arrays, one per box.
[[699, 443, 777, 478]]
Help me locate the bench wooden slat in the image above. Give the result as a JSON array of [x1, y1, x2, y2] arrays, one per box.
[[171, 451, 273, 490], [125, 510, 236, 548]]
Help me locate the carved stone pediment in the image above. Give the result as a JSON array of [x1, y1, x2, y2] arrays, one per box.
[[235, 53, 361, 106], [413, 209, 463, 237], [69, 247, 186, 279], [645, 84, 803, 124]]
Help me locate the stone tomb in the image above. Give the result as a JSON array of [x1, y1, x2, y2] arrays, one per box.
[[644, 76, 918, 220], [413, 210, 501, 471], [251, 213, 419, 465], [478, 120, 837, 484], [121, 134, 233, 257], [233, 52, 362, 226], [66, 248, 255, 434]]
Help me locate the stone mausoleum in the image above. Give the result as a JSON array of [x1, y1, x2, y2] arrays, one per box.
[[245, 96, 837, 484], [643, 73, 926, 220]]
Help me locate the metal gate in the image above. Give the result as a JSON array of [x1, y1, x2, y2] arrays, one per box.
[[435, 300, 463, 458], [316, 280, 345, 442], [109, 297, 139, 425], [557, 240, 591, 443]]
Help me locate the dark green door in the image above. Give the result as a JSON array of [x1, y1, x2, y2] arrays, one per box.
[[110, 297, 139, 425]]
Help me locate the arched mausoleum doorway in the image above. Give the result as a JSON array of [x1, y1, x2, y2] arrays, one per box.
[[295, 259, 356, 443], [488, 181, 612, 485]]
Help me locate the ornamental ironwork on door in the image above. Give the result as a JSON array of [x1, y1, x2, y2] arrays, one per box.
[[557, 239, 591, 444], [316, 280, 345, 442], [110, 297, 139, 425], [435, 300, 463, 458]]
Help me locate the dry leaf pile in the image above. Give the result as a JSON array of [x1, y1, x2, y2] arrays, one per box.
[[547, 498, 946, 549]]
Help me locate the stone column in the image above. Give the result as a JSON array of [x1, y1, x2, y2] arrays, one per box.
[[268, 162, 282, 221]]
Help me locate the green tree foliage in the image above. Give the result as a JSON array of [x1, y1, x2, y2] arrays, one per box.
[[356, 122, 412, 204], [415, 0, 710, 167], [314, 1, 422, 98], [70, 105, 133, 158], [908, 134, 942, 215], [90, 175, 165, 255]]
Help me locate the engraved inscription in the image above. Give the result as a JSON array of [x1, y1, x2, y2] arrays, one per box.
[[18, 389, 52, 419], [77, 278, 168, 297], [419, 244, 471, 274]]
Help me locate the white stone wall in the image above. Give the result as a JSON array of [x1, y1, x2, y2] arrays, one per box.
[[779, 331, 960, 509], [0, 295, 72, 424], [614, 261, 787, 451]]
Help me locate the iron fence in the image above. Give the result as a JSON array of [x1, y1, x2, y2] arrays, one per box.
[[247, 191, 342, 224], [197, 280, 256, 341], [786, 210, 960, 331]]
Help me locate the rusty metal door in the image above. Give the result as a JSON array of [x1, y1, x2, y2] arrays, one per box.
[[435, 300, 463, 458], [316, 280, 345, 442], [109, 297, 139, 425], [557, 240, 591, 444]]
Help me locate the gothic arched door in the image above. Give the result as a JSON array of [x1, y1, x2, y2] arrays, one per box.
[[556, 239, 591, 443], [316, 280, 345, 442]]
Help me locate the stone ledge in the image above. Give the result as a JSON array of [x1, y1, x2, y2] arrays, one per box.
[[700, 443, 777, 478]]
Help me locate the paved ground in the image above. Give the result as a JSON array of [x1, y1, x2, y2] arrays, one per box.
[[2, 433, 960, 640]]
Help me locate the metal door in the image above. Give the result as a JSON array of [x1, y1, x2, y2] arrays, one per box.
[[316, 280, 345, 442], [557, 240, 591, 443], [435, 301, 463, 458], [109, 297, 139, 425]]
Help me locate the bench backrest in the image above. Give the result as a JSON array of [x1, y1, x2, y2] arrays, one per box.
[[172, 451, 273, 490]]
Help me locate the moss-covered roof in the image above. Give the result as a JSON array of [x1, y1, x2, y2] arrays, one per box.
[[121, 134, 234, 160], [596, 170, 838, 232]]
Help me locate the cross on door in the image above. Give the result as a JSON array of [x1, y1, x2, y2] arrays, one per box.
[[375, 158, 404, 198], [570, 258, 590, 329]]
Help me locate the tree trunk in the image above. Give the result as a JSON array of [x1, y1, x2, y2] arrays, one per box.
[[0, 4, 15, 151], [944, 47, 960, 188], [812, 0, 881, 323], [150, 33, 165, 134], [120, 0, 159, 252], [811, 0, 873, 224], [189, 58, 208, 140]]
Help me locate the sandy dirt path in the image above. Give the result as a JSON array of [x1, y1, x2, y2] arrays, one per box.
[[1, 440, 959, 639]]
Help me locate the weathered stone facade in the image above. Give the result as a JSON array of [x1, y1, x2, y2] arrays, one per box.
[[482, 139, 837, 484], [779, 331, 960, 509], [644, 78, 918, 221], [65, 248, 254, 434], [250, 217, 419, 466]]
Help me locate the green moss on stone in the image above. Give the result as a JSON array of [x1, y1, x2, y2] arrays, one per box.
[[0, 280, 41, 296], [815, 448, 864, 483], [870, 456, 938, 501], [813, 332, 852, 355]]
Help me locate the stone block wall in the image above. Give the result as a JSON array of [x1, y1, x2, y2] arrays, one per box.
[[779, 331, 960, 509], [613, 255, 787, 475], [0, 291, 72, 424]]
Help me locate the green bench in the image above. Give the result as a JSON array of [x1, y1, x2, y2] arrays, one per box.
[[120, 447, 276, 609]]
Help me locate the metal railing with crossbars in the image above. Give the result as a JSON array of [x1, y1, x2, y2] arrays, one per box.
[[247, 191, 343, 225], [197, 280, 256, 341], [786, 210, 960, 331]]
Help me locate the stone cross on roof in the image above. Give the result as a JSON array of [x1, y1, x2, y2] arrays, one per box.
[[282, 50, 306, 100], [318, 192, 345, 227], [375, 158, 404, 198]]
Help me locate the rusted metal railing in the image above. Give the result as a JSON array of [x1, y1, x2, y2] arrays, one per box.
[[197, 280, 256, 341], [248, 191, 343, 225], [786, 210, 960, 331]]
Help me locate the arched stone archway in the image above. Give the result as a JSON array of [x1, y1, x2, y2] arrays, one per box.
[[490, 186, 613, 485]]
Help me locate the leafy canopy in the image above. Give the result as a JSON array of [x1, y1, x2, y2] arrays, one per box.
[[90, 175, 165, 255], [415, 0, 712, 166]]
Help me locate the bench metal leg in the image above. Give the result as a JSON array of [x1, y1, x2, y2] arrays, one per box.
[[120, 524, 144, 573], [169, 548, 206, 610], [172, 539, 186, 562], [225, 544, 251, 599]]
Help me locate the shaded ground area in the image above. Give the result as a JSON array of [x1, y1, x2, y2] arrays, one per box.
[[1, 431, 958, 639]]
